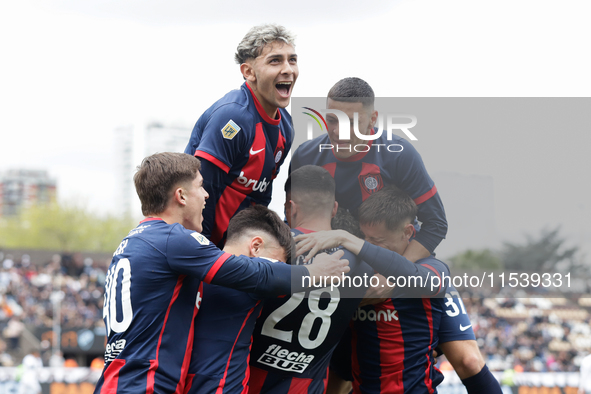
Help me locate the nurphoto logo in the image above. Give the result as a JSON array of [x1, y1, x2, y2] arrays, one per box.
[[301, 107, 418, 141]]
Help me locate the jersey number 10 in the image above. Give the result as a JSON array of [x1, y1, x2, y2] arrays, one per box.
[[103, 258, 134, 336]]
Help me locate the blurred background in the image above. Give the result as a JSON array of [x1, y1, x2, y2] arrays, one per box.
[[1, 0, 590, 392]]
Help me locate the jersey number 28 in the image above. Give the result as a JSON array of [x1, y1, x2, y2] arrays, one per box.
[[261, 287, 340, 349]]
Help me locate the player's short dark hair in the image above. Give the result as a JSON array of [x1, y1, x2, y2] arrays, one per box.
[[285, 165, 335, 216], [226, 205, 293, 264], [133, 152, 201, 216], [358, 186, 417, 231], [331, 207, 365, 239], [327, 77, 375, 108]]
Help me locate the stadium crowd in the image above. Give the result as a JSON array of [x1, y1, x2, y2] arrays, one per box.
[[0, 252, 107, 366], [1, 250, 590, 374], [440, 289, 591, 374]]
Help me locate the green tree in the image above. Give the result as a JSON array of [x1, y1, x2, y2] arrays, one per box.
[[501, 227, 579, 272], [450, 249, 503, 270], [0, 202, 134, 253]]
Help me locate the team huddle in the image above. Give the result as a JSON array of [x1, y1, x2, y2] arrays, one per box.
[[94, 25, 502, 394]]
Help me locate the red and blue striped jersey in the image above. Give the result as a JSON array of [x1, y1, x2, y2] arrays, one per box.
[[291, 132, 447, 254], [185, 82, 293, 246], [185, 257, 283, 394], [248, 228, 373, 394], [349, 257, 448, 394], [93, 219, 307, 394]]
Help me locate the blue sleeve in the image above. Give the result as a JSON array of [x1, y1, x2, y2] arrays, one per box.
[[211, 255, 309, 297], [391, 139, 448, 253], [413, 192, 447, 254], [166, 225, 309, 296], [439, 286, 476, 342], [190, 104, 253, 173], [198, 158, 227, 241], [357, 242, 449, 297], [289, 146, 302, 173]]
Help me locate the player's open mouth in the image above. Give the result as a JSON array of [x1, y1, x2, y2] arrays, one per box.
[[275, 81, 292, 98]]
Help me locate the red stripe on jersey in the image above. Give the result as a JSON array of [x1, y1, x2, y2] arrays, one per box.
[[271, 130, 286, 180], [196, 150, 231, 174], [322, 162, 336, 178], [322, 366, 330, 392], [351, 321, 361, 393], [100, 359, 125, 393], [247, 366, 268, 394], [183, 374, 195, 394], [211, 123, 267, 245], [204, 252, 232, 284], [148, 275, 186, 393], [421, 264, 442, 295], [246, 82, 281, 126], [287, 376, 313, 392], [146, 360, 157, 394], [376, 302, 404, 394], [215, 301, 261, 394], [358, 163, 383, 202], [140, 217, 163, 224], [241, 306, 265, 393], [175, 299, 200, 394], [414, 185, 437, 205], [421, 298, 435, 394], [294, 227, 315, 234]]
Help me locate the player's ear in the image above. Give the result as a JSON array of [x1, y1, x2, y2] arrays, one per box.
[[240, 61, 256, 83], [174, 187, 186, 206], [290, 200, 299, 224], [249, 236, 264, 257], [331, 201, 338, 219], [402, 223, 414, 241], [369, 108, 378, 129]]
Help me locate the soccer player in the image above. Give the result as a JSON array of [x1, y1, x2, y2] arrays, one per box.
[[185, 205, 294, 394], [248, 165, 372, 394], [317, 187, 448, 393], [93, 152, 349, 394], [290, 77, 446, 263], [185, 24, 298, 247], [436, 295, 502, 394], [297, 187, 501, 393]]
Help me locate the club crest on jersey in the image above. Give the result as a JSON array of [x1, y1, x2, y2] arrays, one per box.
[[274, 149, 283, 164], [191, 232, 210, 245], [359, 173, 383, 195], [221, 120, 241, 140]]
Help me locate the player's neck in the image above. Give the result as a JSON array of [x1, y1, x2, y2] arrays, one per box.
[[154, 208, 188, 230], [222, 244, 250, 257], [294, 217, 332, 232]]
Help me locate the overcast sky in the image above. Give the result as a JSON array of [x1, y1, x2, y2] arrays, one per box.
[[1, 0, 590, 257]]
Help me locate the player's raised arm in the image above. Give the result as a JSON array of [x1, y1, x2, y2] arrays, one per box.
[[295, 229, 447, 297]]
